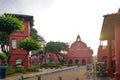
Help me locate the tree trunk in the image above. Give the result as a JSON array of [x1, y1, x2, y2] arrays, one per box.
[[21, 51, 29, 66], [56, 54, 63, 65]]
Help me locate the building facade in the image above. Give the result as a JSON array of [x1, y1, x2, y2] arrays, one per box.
[[9, 14, 33, 68], [31, 52, 59, 66], [31, 35, 93, 65], [99, 9, 120, 80], [66, 35, 93, 65], [97, 45, 108, 63]]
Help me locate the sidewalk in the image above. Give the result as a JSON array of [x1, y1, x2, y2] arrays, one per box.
[[5, 66, 111, 80], [5, 66, 77, 80]]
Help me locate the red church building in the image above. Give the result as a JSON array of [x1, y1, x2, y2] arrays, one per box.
[[9, 14, 33, 68], [31, 35, 93, 66], [99, 9, 120, 80], [66, 35, 93, 65]]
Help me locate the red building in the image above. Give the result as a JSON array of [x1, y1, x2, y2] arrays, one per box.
[[97, 41, 115, 77], [31, 35, 93, 65], [99, 9, 120, 80], [31, 52, 59, 66], [31, 51, 66, 66], [9, 14, 33, 68], [97, 45, 108, 63], [66, 35, 93, 65]]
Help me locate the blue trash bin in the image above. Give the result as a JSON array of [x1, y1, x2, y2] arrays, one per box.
[[0, 68, 6, 79]]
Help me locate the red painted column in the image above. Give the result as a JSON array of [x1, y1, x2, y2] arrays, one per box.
[[107, 40, 113, 77], [115, 23, 120, 80]]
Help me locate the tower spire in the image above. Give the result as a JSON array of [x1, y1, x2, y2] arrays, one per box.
[[76, 34, 81, 41]]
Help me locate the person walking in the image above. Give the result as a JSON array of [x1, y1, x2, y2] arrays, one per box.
[[86, 64, 93, 80]]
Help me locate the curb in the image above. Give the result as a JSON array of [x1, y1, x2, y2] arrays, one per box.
[[23, 66, 77, 79], [6, 66, 78, 80]]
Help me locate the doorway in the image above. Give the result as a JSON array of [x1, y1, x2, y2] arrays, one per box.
[[82, 59, 86, 65]]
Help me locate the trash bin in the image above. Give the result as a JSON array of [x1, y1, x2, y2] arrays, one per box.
[[0, 68, 6, 79]]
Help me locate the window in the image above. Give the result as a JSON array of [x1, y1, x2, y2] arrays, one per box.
[[12, 40, 16, 49], [16, 59, 22, 66]]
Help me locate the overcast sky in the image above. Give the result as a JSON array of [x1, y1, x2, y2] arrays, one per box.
[[0, 0, 120, 55]]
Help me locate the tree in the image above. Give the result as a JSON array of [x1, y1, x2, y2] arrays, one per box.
[[18, 37, 42, 65], [0, 14, 24, 62], [0, 14, 24, 34], [45, 41, 69, 65], [0, 52, 8, 65], [30, 27, 46, 44]]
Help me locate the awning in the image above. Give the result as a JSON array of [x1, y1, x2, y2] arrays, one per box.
[[99, 9, 120, 40]]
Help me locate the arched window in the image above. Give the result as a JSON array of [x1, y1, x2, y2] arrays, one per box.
[[16, 58, 22, 66], [68, 59, 73, 64], [82, 59, 86, 65], [75, 59, 79, 64]]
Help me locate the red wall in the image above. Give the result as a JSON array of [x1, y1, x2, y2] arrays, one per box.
[[66, 35, 93, 65], [97, 46, 108, 63], [9, 21, 30, 68]]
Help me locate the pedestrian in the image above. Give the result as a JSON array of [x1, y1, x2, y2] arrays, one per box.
[[78, 62, 81, 67], [86, 64, 93, 80], [86, 65, 90, 71]]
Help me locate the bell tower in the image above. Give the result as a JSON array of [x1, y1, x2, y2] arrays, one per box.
[[9, 14, 33, 68]]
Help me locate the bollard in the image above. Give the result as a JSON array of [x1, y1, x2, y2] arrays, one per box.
[[38, 75, 41, 80], [58, 76, 62, 80]]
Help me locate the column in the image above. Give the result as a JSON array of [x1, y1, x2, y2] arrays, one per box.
[[107, 40, 113, 77], [115, 23, 120, 80]]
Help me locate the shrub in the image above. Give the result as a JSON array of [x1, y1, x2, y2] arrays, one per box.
[[14, 66, 26, 73], [5, 66, 16, 75], [27, 67, 39, 72], [0, 66, 41, 75], [42, 62, 60, 67], [0, 52, 8, 61]]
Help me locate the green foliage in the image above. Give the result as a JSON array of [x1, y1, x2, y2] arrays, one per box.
[[14, 66, 26, 73], [42, 62, 60, 67], [27, 66, 39, 72], [5, 66, 16, 75], [18, 37, 42, 65], [45, 41, 69, 54], [0, 14, 24, 34], [0, 32, 9, 45], [18, 37, 42, 52], [0, 52, 7, 60], [45, 41, 69, 65], [0, 66, 41, 75], [0, 14, 24, 63], [30, 27, 45, 43], [0, 66, 26, 75]]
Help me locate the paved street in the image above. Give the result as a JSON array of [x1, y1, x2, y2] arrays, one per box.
[[41, 66, 92, 80], [5, 65, 110, 80], [40, 66, 109, 80], [24, 66, 110, 80]]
